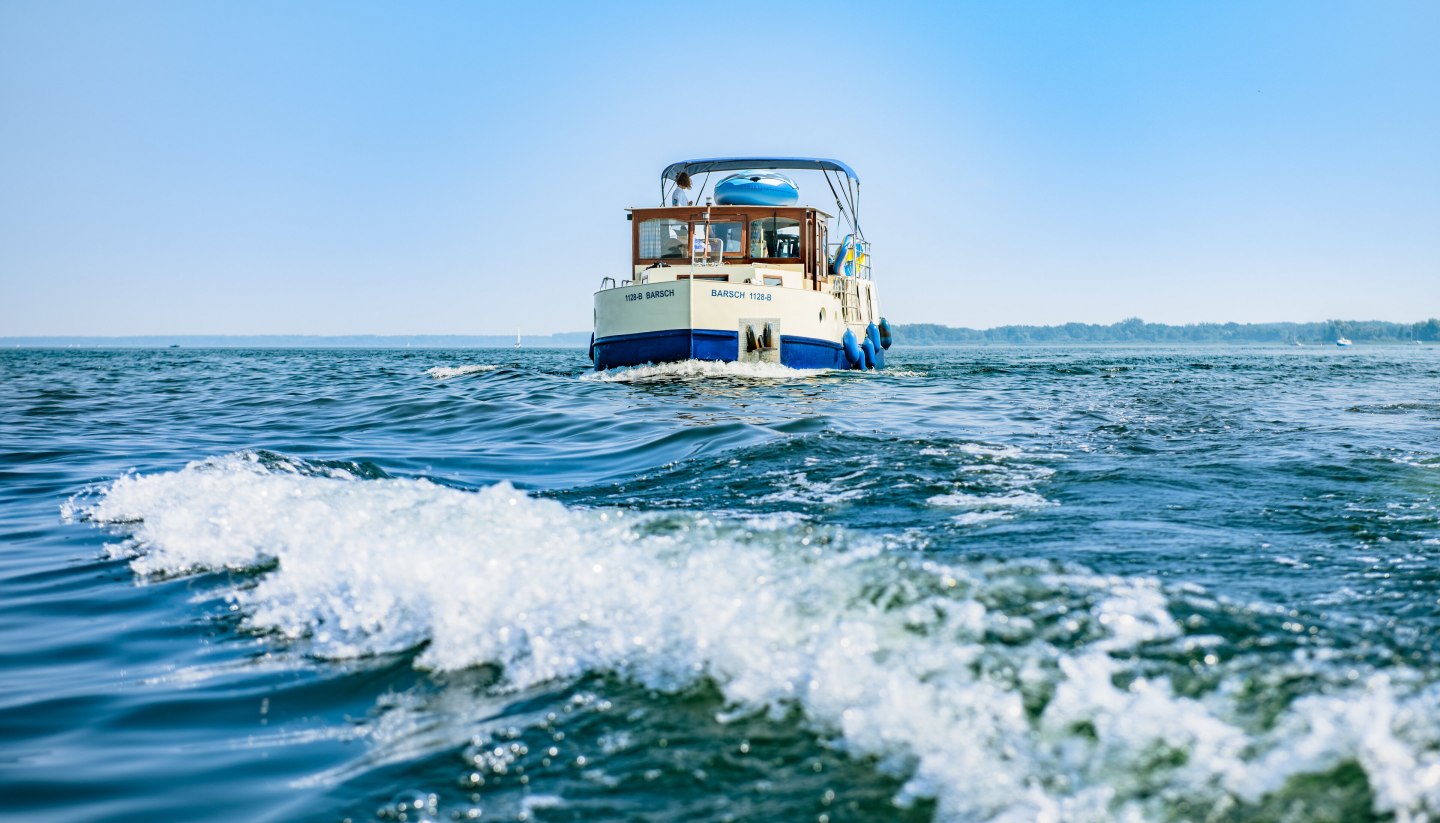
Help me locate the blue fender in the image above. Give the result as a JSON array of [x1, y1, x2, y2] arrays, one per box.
[[878, 317, 893, 350], [861, 338, 876, 370], [841, 328, 861, 367], [866, 323, 883, 369], [588, 333, 595, 363]]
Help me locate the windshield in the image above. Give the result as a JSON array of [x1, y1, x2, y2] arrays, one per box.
[[749, 217, 801, 259]]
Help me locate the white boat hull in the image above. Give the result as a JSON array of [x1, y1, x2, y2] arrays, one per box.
[[592, 278, 881, 371]]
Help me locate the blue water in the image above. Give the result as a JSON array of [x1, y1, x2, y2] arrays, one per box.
[[2, 346, 1438, 822]]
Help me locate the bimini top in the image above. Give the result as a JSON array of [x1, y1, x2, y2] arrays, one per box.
[[661, 157, 859, 184]]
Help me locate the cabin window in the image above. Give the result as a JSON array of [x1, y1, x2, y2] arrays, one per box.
[[694, 221, 744, 257], [639, 218, 689, 259], [749, 217, 801, 259]]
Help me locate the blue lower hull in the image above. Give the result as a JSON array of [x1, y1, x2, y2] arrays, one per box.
[[593, 328, 864, 371]]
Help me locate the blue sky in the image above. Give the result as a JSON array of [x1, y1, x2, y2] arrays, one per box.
[[1, 1, 1436, 335]]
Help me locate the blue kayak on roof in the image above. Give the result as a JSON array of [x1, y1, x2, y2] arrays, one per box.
[[714, 172, 800, 207]]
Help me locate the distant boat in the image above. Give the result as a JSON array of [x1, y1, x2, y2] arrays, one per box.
[[1336, 337, 1353, 347], [515, 330, 521, 349]]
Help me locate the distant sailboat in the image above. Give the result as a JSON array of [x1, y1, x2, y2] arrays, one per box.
[[515, 330, 521, 349]]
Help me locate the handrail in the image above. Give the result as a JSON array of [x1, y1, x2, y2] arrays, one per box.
[[828, 275, 864, 323], [826, 239, 873, 280], [691, 230, 723, 267]]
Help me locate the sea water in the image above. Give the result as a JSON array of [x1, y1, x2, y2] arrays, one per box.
[[1, 346, 1437, 822]]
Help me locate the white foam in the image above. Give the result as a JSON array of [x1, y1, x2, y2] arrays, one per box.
[[956, 442, 1026, 460], [581, 359, 827, 383], [76, 453, 1440, 821], [754, 469, 872, 505], [920, 443, 1027, 460], [426, 364, 498, 379], [920, 442, 1058, 527], [950, 510, 1013, 526], [927, 490, 1053, 510]]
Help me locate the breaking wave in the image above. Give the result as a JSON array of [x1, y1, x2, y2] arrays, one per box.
[[74, 452, 1440, 821]]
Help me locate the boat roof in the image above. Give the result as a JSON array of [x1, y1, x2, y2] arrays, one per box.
[[661, 157, 859, 184], [629, 205, 834, 218]]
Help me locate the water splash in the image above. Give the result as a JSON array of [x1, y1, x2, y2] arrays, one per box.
[[581, 359, 828, 383], [75, 452, 1440, 821]]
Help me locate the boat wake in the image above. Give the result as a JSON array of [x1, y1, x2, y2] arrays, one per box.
[[71, 452, 1440, 821], [582, 359, 828, 383]]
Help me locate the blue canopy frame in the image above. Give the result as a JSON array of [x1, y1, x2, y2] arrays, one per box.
[[660, 157, 859, 184], [659, 156, 864, 241]]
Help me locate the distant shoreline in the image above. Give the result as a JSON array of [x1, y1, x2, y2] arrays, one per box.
[[3, 318, 1436, 349], [896, 318, 1438, 346]]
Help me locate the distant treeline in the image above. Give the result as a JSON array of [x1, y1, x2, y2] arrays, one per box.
[[893, 318, 1440, 345]]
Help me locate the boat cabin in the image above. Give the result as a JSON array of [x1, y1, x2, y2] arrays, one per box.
[[628, 206, 834, 291]]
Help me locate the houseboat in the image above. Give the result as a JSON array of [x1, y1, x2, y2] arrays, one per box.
[[590, 157, 892, 371]]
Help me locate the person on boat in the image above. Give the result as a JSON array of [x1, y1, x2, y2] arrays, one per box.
[[669, 171, 692, 207], [662, 222, 689, 258]]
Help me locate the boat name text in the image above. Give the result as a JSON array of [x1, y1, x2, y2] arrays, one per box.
[[625, 288, 676, 302], [711, 289, 772, 302]]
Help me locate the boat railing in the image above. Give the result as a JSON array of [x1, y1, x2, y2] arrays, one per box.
[[691, 236, 723, 267], [826, 240, 873, 280], [599, 276, 617, 290], [829, 276, 864, 323]]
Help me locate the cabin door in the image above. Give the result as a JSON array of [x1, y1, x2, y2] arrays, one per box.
[[810, 218, 827, 290], [802, 214, 814, 289]]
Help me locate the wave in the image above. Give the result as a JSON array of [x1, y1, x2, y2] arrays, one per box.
[[581, 359, 828, 383], [426, 364, 498, 379], [74, 452, 1440, 821]]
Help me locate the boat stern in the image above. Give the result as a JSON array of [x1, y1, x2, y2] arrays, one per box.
[[592, 276, 850, 371]]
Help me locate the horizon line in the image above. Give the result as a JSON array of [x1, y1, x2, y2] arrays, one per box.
[[3, 316, 1437, 342]]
